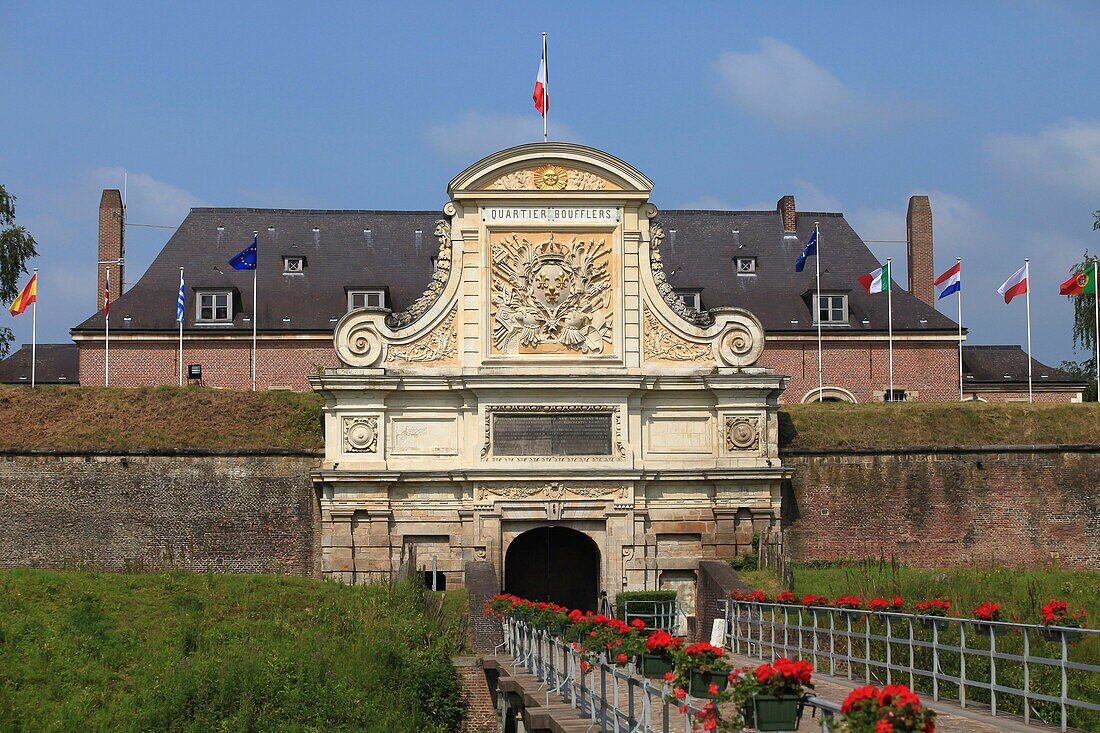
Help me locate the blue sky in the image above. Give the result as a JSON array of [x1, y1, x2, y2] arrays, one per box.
[[3, 1, 1099, 365]]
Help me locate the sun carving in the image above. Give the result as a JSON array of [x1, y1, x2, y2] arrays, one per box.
[[533, 165, 569, 191]]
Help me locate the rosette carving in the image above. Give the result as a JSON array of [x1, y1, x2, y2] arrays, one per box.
[[649, 223, 714, 327], [344, 416, 379, 453], [387, 220, 452, 329], [725, 416, 760, 452]]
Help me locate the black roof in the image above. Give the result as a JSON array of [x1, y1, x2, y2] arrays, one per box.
[[73, 207, 958, 334], [0, 343, 79, 385], [962, 345, 1086, 386]]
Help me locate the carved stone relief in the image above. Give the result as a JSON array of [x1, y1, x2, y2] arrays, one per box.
[[490, 233, 612, 354], [650, 223, 714, 328], [485, 166, 612, 191], [481, 404, 627, 460], [344, 416, 379, 453], [385, 305, 458, 363], [475, 482, 628, 501], [641, 306, 712, 362], [387, 220, 452, 329], [724, 416, 760, 452]]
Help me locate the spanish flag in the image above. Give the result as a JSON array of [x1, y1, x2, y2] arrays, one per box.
[[8, 272, 37, 316]]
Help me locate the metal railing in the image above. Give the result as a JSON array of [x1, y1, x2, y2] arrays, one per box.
[[502, 618, 707, 733], [722, 599, 1100, 732], [621, 600, 683, 634]]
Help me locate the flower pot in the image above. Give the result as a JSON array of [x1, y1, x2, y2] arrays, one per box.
[[639, 652, 675, 679], [1040, 627, 1084, 644], [688, 669, 729, 699], [920, 617, 950, 632], [751, 695, 802, 732], [972, 622, 1006, 637]]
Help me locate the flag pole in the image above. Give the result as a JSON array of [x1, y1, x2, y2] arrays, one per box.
[[887, 258, 894, 400], [957, 257, 963, 401], [542, 32, 548, 143], [814, 222, 823, 400], [179, 267, 185, 388], [1093, 259, 1098, 401], [252, 232, 258, 392], [31, 268, 38, 389], [1025, 258, 1033, 403]]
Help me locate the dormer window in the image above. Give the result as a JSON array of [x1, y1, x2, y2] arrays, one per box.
[[197, 291, 232, 322], [814, 294, 848, 325], [283, 256, 305, 274], [348, 289, 386, 311], [674, 290, 701, 311], [736, 256, 757, 275]]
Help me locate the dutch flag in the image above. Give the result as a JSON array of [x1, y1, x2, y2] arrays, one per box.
[[934, 262, 961, 300]]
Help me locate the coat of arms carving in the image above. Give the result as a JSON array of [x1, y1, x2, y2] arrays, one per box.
[[490, 233, 613, 354]]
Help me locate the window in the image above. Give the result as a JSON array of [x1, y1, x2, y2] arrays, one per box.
[[814, 294, 848, 325], [197, 291, 231, 322], [283, 256, 305, 273], [348, 290, 385, 311], [674, 290, 701, 311], [884, 389, 907, 402], [736, 257, 757, 274]]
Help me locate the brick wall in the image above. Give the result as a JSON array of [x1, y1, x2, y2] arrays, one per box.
[[466, 560, 503, 652], [783, 447, 1100, 568], [762, 339, 958, 403], [906, 196, 934, 307], [0, 452, 321, 575], [79, 341, 340, 390], [454, 657, 497, 733], [98, 190, 123, 311], [965, 390, 1080, 404], [696, 560, 751, 642]]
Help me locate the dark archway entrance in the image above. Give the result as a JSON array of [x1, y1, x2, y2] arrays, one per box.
[[504, 526, 600, 611]]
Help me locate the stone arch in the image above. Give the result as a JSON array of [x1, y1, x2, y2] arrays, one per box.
[[504, 525, 601, 612], [801, 386, 858, 403]]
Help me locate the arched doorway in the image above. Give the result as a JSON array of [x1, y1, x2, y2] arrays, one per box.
[[504, 526, 600, 611]]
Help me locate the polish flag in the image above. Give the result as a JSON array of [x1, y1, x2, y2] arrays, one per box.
[[997, 264, 1028, 304], [533, 47, 548, 117]]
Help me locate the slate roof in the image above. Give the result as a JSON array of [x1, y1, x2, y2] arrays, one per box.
[[962, 345, 1086, 387], [0, 343, 79, 385], [72, 207, 959, 335]]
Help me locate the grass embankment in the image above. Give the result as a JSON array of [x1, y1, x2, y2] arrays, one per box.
[[1, 387, 1096, 452], [0, 386, 323, 452], [0, 570, 467, 732], [737, 562, 1100, 729], [780, 402, 1100, 451]]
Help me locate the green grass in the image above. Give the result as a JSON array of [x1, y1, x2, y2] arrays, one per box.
[[0, 569, 466, 732], [736, 562, 1100, 729], [779, 402, 1100, 450], [2, 387, 1097, 452]]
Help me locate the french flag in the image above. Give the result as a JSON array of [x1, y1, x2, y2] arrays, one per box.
[[933, 262, 961, 300], [997, 264, 1028, 304], [533, 44, 548, 117]]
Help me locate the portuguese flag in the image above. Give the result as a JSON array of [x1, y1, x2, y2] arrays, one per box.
[[1059, 267, 1097, 296]]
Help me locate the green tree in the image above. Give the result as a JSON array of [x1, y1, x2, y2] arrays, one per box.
[[1, 185, 39, 359]]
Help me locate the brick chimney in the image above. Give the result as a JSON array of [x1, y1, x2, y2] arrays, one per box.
[[906, 195, 934, 306], [777, 195, 797, 233], [98, 189, 124, 311]]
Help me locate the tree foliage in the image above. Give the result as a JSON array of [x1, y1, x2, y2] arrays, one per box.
[[0, 185, 40, 359]]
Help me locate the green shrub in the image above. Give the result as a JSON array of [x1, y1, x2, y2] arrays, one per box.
[[615, 590, 678, 618]]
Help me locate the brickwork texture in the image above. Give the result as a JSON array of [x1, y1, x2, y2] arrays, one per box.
[[0, 453, 321, 575], [783, 448, 1100, 568], [454, 658, 497, 733]]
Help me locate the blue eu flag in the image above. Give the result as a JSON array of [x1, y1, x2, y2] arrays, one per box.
[[229, 236, 258, 270], [794, 227, 817, 273]]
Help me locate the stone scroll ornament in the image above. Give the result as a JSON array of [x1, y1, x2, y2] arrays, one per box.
[[490, 233, 613, 354], [649, 223, 714, 327], [387, 220, 452, 330]]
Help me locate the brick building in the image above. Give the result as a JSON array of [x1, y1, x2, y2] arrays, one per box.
[[68, 143, 1083, 403]]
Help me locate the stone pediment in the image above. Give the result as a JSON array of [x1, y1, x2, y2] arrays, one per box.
[[480, 165, 622, 192]]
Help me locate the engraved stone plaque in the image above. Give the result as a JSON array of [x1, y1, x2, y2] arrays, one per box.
[[492, 413, 612, 456]]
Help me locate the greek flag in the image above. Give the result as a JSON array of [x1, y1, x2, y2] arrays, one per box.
[[176, 269, 185, 322]]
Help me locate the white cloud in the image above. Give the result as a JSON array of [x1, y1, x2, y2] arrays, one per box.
[[426, 112, 579, 164], [792, 180, 843, 212], [985, 118, 1100, 195], [91, 167, 205, 225], [713, 39, 883, 129]]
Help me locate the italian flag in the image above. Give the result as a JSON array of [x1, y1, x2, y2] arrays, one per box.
[[1059, 267, 1097, 296], [858, 262, 890, 294]]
